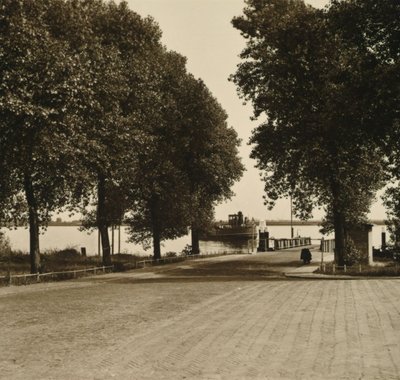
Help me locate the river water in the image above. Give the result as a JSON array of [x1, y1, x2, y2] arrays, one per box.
[[1, 223, 387, 256]]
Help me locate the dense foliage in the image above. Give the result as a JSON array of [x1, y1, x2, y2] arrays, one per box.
[[0, 0, 243, 270], [232, 0, 399, 265]]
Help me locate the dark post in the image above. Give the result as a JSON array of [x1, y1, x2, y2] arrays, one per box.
[[118, 225, 121, 254], [111, 225, 114, 255], [381, 229, 386, 250], [98, 229, 101, 256], [290, 196, 294, 239], [257, 230, 269, 252]]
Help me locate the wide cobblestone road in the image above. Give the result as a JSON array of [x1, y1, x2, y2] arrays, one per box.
[[1, 251, 400, 379]]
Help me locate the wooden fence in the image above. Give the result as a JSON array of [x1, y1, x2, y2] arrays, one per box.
[[272, 237, 312, 250], [0, 250, 247, 286], [0, 265, 114, 286], [135, 251, 244, 269]]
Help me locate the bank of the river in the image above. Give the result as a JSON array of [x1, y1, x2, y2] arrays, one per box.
[[0, 223, 388, 257], [0, 249, 143, 277]]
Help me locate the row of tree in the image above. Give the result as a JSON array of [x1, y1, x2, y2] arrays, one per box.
[[232, 0, 399, 265], [0, 0, 244, 273]]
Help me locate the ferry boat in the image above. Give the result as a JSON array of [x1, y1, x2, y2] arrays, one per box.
[[200, 212, 257, 240]]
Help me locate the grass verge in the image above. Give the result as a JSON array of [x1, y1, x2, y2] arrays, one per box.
[[316, 261, 400, 276]]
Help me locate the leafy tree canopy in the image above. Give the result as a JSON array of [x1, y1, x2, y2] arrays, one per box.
[[231, 0, 395, 264]]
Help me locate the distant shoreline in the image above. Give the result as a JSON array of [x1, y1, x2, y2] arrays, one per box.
[[2, 219, 386, 228], [47, 219, 386, 227], [264, 220, 386, 226]]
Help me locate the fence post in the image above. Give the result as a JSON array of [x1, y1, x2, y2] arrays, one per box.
[[359, 264, 362, 273], [333, 265, 335, 274], [344, 265, 347, 273]]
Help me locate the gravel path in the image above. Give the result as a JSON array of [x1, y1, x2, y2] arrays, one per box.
[[1, 249, 400, 379]]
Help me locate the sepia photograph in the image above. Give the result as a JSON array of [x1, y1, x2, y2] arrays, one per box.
[[0, 0, 399, 378]]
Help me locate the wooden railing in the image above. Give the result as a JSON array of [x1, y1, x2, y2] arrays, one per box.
[[135, 251, 244, 268], [272, 237, 312, 250], [0, 265, 114, 286]]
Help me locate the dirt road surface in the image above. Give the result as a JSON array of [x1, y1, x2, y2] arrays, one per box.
[[1, 247, 400, 379]]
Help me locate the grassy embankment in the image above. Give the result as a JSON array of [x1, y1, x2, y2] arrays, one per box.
[[0, 248, 146, 276], [317, 258, 400, 276]]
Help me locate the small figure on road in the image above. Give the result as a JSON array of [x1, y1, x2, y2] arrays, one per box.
[[300, 248, 312, 264]]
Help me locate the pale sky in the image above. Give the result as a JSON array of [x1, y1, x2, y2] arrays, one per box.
[[125, 0, 387, 222]]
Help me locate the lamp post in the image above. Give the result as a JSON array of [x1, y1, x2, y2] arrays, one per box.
[[290, 195, 294, 239]]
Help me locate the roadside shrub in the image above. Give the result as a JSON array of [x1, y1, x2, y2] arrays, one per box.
[[45, 247, 81, 258], [181, 244, 192, 256], [112, 253, 141, 271], [344, 238, 363, 266], [0, 232, 11, 257], [165, 251, 177, 257]]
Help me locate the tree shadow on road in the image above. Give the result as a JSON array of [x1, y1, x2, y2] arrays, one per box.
[[103, 258, 306, 284]]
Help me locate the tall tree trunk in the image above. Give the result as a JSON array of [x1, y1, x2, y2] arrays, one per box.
[[24, 173, 41, 273], [333, 209, 346, 266], [330, 176, 346, 267], [150, 195, 161, 260], [191, 225, 200, 255], [97, 174, 111, 266]]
